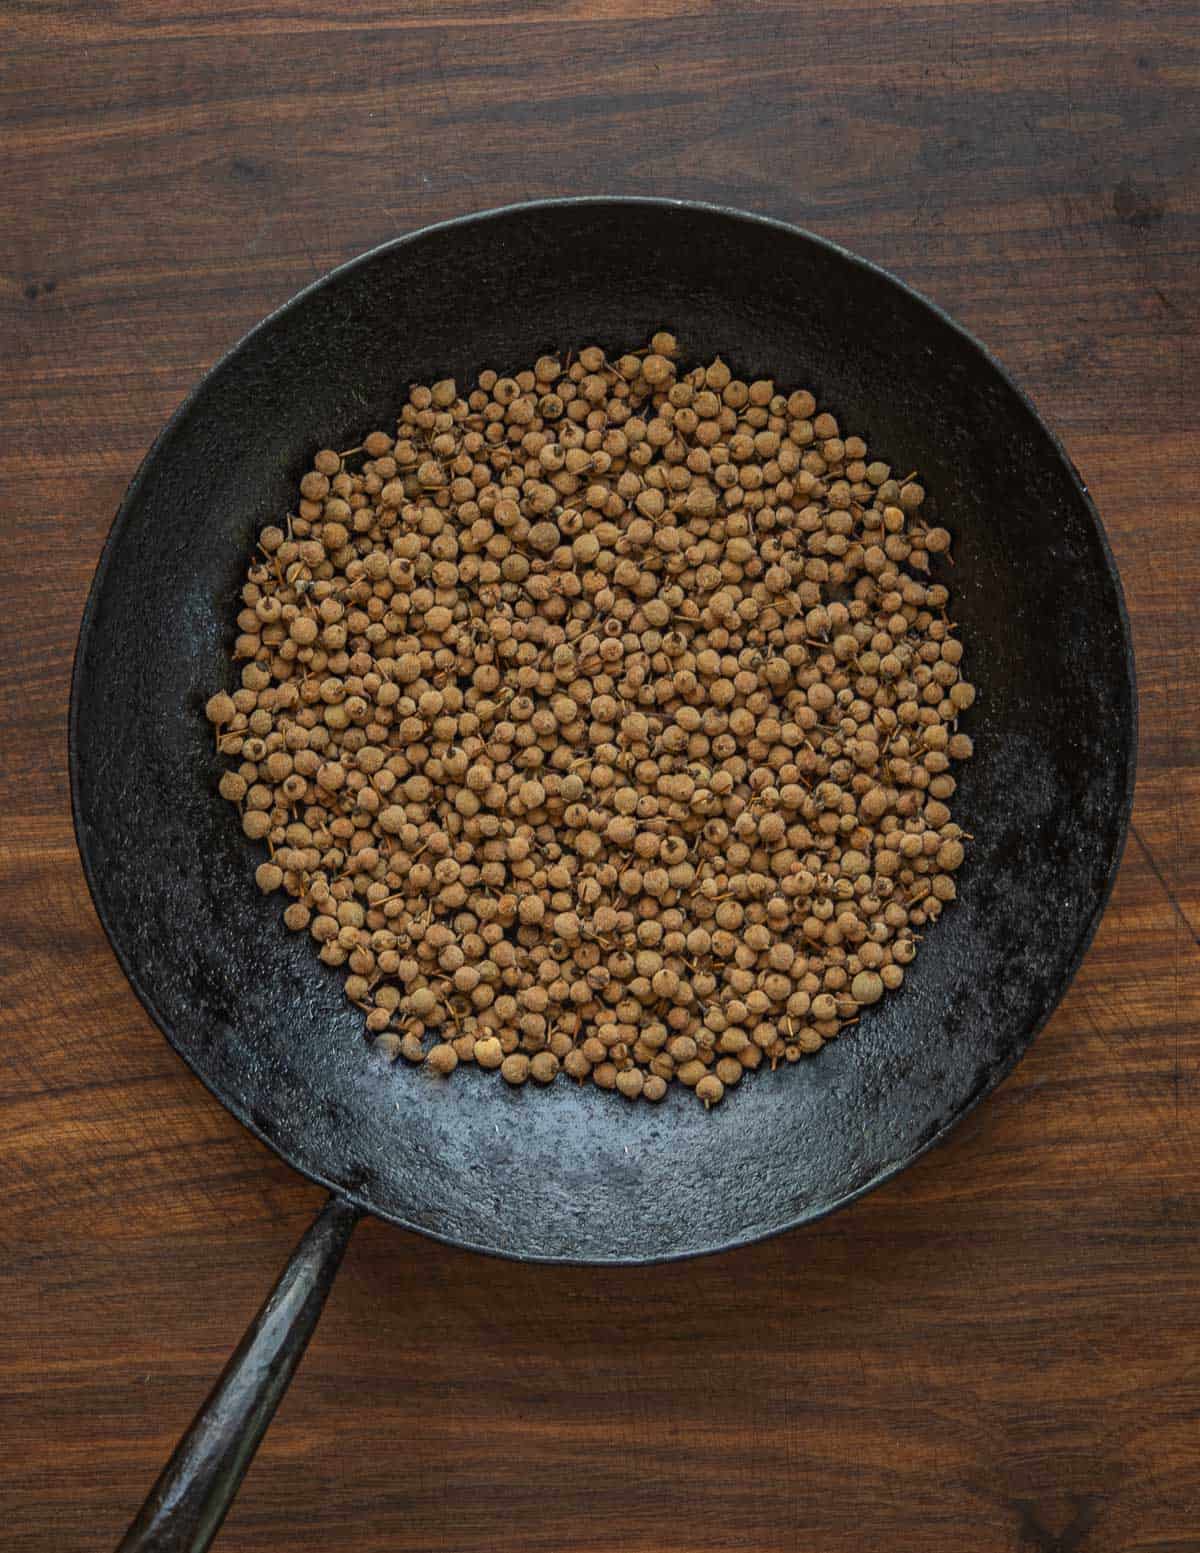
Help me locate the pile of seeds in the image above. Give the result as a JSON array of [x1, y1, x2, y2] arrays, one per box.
[[207, 335, 974, 1107]]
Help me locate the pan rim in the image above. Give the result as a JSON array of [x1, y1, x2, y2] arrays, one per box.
[[69, 194, 1138, 1265]]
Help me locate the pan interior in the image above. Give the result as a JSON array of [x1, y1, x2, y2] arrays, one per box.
[[71, 200, 1134, 1262]]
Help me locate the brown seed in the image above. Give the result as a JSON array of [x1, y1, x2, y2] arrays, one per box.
[[255, 862, 283, 893], [696, 1075, 725, 1107], [428, 1042, 458, 1075], [501, 1053, 531, 1085], [616, 1068, 644, 1099], [530, 1051, 560, 1084], [851, 970, 884, 1005]]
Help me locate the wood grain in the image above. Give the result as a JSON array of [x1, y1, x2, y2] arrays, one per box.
[[1, 3, 1198, 1550]]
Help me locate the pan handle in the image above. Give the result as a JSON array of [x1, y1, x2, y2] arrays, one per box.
[[117, 1193, 362, 1553]]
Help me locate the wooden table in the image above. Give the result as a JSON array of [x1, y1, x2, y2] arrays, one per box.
[[3, 4, 1197, 1549]]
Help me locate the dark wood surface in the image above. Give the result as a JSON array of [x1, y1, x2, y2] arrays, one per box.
[[2, 4, 1198, 1549]]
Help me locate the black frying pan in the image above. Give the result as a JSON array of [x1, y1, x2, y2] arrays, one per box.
[[70, 198, 1136, 1552]]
